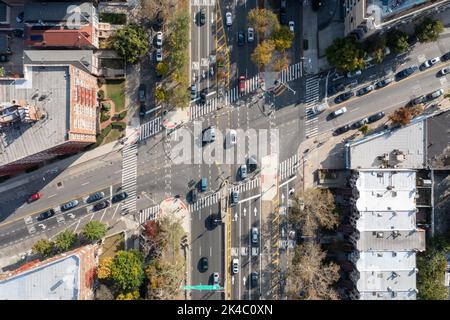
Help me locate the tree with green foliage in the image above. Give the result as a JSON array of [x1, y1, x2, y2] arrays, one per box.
[[110, 250, 145, 292], [155, 87, 167, 103], [415, 18, 444, 43], [364, 35, 386, 64], [326, 37, 366, 72], [116, 291, 140, 300], [156, 62, 169, 77], [55, 230, 76, 252], [251, 40, 275, 69], [270, 25, 294, 52], [386, 30, 409, 54], [32, 239, 54, 258], [417, 236, 449, 300], [359, 124, 369, 135], [247, 8, 279, 36], [113, 24, 149, 64], [82, 221, 107, 242]]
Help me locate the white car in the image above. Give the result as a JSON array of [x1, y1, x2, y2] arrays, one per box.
[[155, 48, 162, 62], [226, 12, 232, 26], [439, 66, 450, 76], [155, 31, 163, 47], [346, 70, 362, 78], [247, 27, 254, 43], [288, 21, 294, 32], [422, 56, 440, 69], [227, 129, 237, 147], [331, 107, 347, 118], [232, 258, 239, 274]]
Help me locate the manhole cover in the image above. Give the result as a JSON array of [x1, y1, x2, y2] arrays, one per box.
[[56, 181, 63, 189]]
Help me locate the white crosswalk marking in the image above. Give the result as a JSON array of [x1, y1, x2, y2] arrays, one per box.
[[229, 177, 260, 193], [279, 154, 299, 181], [188, 191, 221, 212], [139, 117, 162, 141], [139, 205, 161, 224], [122, 144, 138, 214], [304, 76, 321, 139], [280, 63, 302, 84]]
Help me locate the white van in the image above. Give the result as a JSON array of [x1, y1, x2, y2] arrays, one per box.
[[310, 103, 327, 115]]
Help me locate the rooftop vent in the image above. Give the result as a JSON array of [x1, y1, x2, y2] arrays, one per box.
[[376, 232, 384, 238]]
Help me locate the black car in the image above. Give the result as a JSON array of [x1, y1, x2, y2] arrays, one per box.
[[442, 51, 450, 62], [352, 118, 368, 129], [411, 95, 425, 106], [237, 31, 245, 46], [334, 91, 354, 104], [279, 12, 287, 25], [312, 0, 322, 11], [37, 209, 55, 221], [356, 85, 374, 96], [211, 214, 221, 227], [250, 272, 259, 288], [200, 88, 208, 103], [375, 78, 393, 89], [190, 189, 198, 203], [396, 65, 418, 80], [139, 104, 146, 118], [93, 200, 109, 211], [0, 54, 8, 62], [200, 257, 208, 272], [86, 192, 105, 203], [112, 192, 128, 204], [199, 9, 206, 26], [333, 124, 350, 136], [327, 83, 345, 96], [367, 112, 385, 123]]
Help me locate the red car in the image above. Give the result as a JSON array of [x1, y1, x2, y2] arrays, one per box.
[[239, 75, 246, 93], [27, 192, 41, 203]]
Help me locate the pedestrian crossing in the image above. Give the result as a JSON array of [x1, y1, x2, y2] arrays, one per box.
[[229, 177, 260, 193], [280, 63, 302, 83], [279, 154, 299, 181], [139, 116, 162, 141], [190, 98, 219, 120], [188, 192, 220, 212], [304, 76, 321, 138], [138, 205, 160, 224], [121, 143, 138, 214]]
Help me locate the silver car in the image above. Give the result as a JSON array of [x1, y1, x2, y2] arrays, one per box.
[[247, 27, 254, 43], [61, 200, 79, 211], [226, 12, 232, 26], [232, 258, 239, 274], [251, 227, 259, 244]]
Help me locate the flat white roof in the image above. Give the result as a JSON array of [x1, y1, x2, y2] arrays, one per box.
[[356, 251, 416, 271], [359, 290, 417, 300], [357, 270, 417, 293], [356, 210, 416, 231]]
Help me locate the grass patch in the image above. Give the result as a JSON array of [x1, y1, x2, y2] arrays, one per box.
[[100, 232, 125, 260], [103, 128, 124, 144], [102, 80, 125, 112], [99, 12, 127, 25]]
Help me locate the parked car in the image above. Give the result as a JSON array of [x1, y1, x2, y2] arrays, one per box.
[[250, 271, 259, 288], [213, 272, 220, 285], [226, 12, 232, 26], [190, 84, 197, 100], [200, 257, 208, 272], [86, 192, 105, 203], [367, 112, 385, 123], [37, 209, 55, 221], [237, 31, 245, 46], [247, 27, 254, 43], [251, 227, 259, 244], [411, 95, 426, 106], [155, 31, 163, 47], [155, 48, 162, 62], [426, 88, 444, 100], [279, 12, 287, 25], [375, 78, 393, 89], [334, 91, 354, 104], [112, 192, 128, 203], [240, 164, 247, 179], [438, 66, 450, 76], [330, 107, 347, 118], [61, 200, 79, 212], [312, 0, 322, 11], [93, 200, 109, 211], [288, 21, 295, 33], [230, 191, 239, 205], [352, 118, 368, 129], [356, 85, 374, 96], [199, 8, 206, 26], [281, 0, 287, 9], [139, 104, 146, 118], [27, 192, 41, 203], [346, 70, 361, 78], [442, 51, 450, 62], [190, 189, 198, 203], [138, 84, 146, 104], [421, 57, 440, 69], [396, 65, 418, 80], [327, 83, 345, 96], [232, 258, 239, 274], [247, 155, 257, 172], [0, 54, 8, 62], [239, 75, 246, 92], [333, 124, 350, 136], [228, 129, 237, 146]]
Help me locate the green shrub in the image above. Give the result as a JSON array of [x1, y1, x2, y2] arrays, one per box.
[[100, 112, 110, 122], [102, 103, 111, 112], [101, 125, 112, 138], [100, 13, 127, 25], [98, 90, 105, 100], [118, 110, 127, 120], [111, 121, 127, 131]]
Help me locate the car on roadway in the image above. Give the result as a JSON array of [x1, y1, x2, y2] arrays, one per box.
[[190, 84, 197, 100], [312, 0, 323, 11], [247, 155, 257, 172], [37, 209, 55, 221], [442, 51, 450, 62], [356, 84, 374, 96], [112, 192, 128, 203], [426, 88, 444, 101], [330, 106, 347, 118], [421, 57, 440, 69], [232, 258, 239, 274], [61, 200, 79, 212], [352, 118, 368, 129], [199, 8, 206, 26], [367, 112, 385, 123], [281, 0, 287, 9], [200, 177, 208, 192], [228, 129, 237, 146], [86, 191, 105, 203], [203, 126, 216, 143], [27, 192, 41, 203], [155, 48, 162, 62], [226, 12, 232, 26], [375, 78, 393, 89], [251, 227, 259, 245], [395, 65, 418, 80], [250, 271, 259, 288], [155, 31, 163, 47], [247, 27, 254, 43], [240, 164, 247, 179], [16, 12, 24, 23], [200, 88, 208, 103], [411, 95, 426, 106], [93, 200, 109, 211], [213, 272, 220, 285], [138, 84, 146, 104], [438, 66, 450, 76], [211, 214, 221, 227], [237, 31, 245, 46], [279, 11, 287, 25], [289, 21, 295, 33], [327, 83, 345, 96], [200, 257, 208, 272], [334, 91, 354, 104], [333, 124, 350, 136], [230, 191, 239, 205], [239, 75, 246, 93], [139, 104, 146, 118], [190, 189, 197, 203], [346, 70, 362, 78]]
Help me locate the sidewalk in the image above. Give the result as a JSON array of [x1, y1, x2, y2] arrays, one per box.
[[302, 1, 319, 74]]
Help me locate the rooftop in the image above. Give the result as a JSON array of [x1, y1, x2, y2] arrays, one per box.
[[355, 210, 416, 231], [24, 2, 94, 24], [355, 251, 416, 271], [355, 229, 425, 251], [0, 65, 70, 165], [356, 269, 417, 293], [25, 25, 94, 48], [23, 50, 94, 74], [426, 109, 450, 169], [359, 290, 417, 300], [367, 0, 430, 23]]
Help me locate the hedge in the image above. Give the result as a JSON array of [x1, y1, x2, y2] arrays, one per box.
[[118, 110, 127, 120], [100, 112, 110, 122], [111, 121, 126, 131], [98, 90, 105, 100], [100, 125, 112, 138], [102, 102, 111, 111]]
